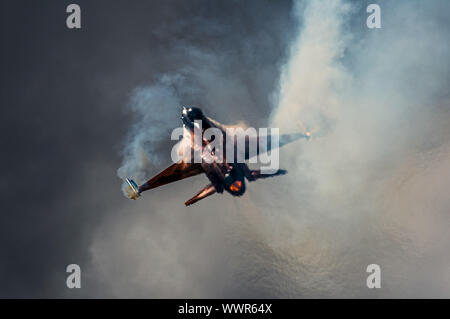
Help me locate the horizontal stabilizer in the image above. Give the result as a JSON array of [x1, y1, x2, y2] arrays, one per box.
[[185, 184, 216, 206], [249, 169, 287, 181]]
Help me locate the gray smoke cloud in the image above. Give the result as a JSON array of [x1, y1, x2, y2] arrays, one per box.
[[265, 0, 450, 297], [116, 75, 183, 199], [90, 0, 450, 298]]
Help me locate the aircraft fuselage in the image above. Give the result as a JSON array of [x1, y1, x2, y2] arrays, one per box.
[[181, 106, 248, 196]]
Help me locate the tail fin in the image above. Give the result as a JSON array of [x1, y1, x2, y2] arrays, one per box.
[[185, 184, 216, 206]]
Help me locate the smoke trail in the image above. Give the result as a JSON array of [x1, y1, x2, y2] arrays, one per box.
[[259, 0, 450, 297], [117, 75, 184, 196], [272, 0, 352, 131]]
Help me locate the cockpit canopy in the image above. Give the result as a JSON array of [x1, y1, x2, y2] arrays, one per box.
[[182, 107, 204, 121]]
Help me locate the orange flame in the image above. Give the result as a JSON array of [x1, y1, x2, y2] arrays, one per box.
[[229, 180, 242, 192]]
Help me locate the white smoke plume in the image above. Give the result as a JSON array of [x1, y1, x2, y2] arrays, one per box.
[[272, 0, 352, 130], [259, 0, 450, 297]]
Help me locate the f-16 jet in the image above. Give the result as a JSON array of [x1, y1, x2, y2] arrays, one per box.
[[125, 107, 311, 206]]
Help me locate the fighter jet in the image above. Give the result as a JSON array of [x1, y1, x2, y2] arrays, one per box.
[[125, 107, 311, 206]]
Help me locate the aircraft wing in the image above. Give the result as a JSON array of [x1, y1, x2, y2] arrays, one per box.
[[235, 133, 309, 161], [138, 162, 204, 193]]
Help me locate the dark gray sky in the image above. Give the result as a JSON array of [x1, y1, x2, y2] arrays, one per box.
[[1, 0, 450, 298]]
